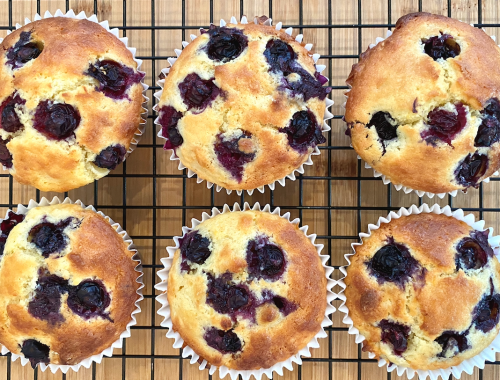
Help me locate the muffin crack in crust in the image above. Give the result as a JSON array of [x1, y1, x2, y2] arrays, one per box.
[[344, 12, 500, 194], [167, 210, 327, 370], [157, 21, 330, 191], [344, 213, 500, 370], [0, 18, 145, 192], [0, 204, 140, 368]]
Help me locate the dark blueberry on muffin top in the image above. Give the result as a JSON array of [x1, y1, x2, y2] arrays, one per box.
[[67, 280, 111, 320], [21, 339, 50, 368], [158, 105, 184, 150], [280, 110, 326, 153], [206, 26, 248, 62], [455, 153, 488, 188], [0, 93, 26, 133], [423, 34, 461, 61], [435, 331, 469, 357], [33, 101, 81, 140], [422, 104, 467, 145], [29, 217, 79, 258], [204, 327, 242, 354], [473, 293, 500, 333], [456, 230, 493, 271], [367, 111, 398, 141], [475, 98, 500, 147], [264, 39, 296, 75], [94, 145, 127, 170], [378, 319, 411, 356], [28, 269, 69, 324], [178, 73, 222, 111], [214, 132, 255, 181], [6, 31, 42, 70], [0, 138, 12, 169], [246, 236, 286, 281], [180, 231, 212, 269]]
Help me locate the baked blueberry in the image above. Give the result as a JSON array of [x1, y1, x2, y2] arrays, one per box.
[[0, 211, 24, 256], [435, 331, 469, 357], [86, 60, 144, 100], [264, 39, 296, 75], [206, 26, 248, 62], [247, 237, 286, 281], [473, 293, 500, 333], [0, 93, 25, 133], [280, 109, 326, 153], [28, 269, 69, 324], [423, 34, 461, 61], [214, 132, 255, 181], [158, 105, 184, 150], [21, 339, 50, 368], [286, 66, 331, 101], [6, 31, 42, 70], [455, 152, 488, 188], [29, 217, 79, 258], [367, 239, 422, 287], [94, 145, 127, 170], [180, 231, 212, 269], [475, 98, 500, 147], [206, 273, 253, 319], [0, 138, 12, 168], [178, 73, 221, 111], [378, 319, 410, 356], [456, 230, 493, 271], [422, 104, 467, 145], [67, 280, 111, 320], [204, 327, 242, 354], [367, 111, 398, 142], [33, 101, 81, 140], [271, 294, 298, 316]]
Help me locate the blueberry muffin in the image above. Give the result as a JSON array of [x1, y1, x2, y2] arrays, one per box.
[[156, 17, 330, 191], [166, 210, 326, 370], [0, 17, 145, 192], [345, 12, 500, 194], [0, 203, 141, 368], [344, 213, 500, 370]]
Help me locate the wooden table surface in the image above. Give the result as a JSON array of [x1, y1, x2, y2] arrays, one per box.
[[1, 0, 500, 379]]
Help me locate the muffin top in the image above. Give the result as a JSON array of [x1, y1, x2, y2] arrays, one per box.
[[344, 213, 500, 370], [0, 203, 140, 368], [157, 19, 330, 191], [0, 17, 145, 192], [166, 210, 326, 370], [345, 12, 500, 194]]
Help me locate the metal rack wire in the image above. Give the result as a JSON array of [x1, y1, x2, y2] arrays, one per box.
[[1, 0, 499, 379]]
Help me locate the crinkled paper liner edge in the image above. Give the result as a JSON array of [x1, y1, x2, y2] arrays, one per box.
[[0, 9, 149, 173], [336, 203, 500, 380], [154, 202, 336, 380], [343, 28, 499, 199], [152, 16, 333, 196], [0, 196, 144, 374]]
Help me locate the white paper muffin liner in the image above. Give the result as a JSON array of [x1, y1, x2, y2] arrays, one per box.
[[0, 9, 149, 173], [155, 202, 336, 380], [337, 203, 500, 380], [343, 28, 499, 199], [153, 16, 333, 195], [0, 196, 144, 373]]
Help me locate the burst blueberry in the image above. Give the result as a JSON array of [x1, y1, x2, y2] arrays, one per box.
[[214, 132, 255, 181], [0, 138, 12, 169], [159, 105, 184, 150], [94, 145, 126, 170], [435, 331, 469, 357], [378, 319, 411, 356], [422, 104, 467, 145], [6, 31, 42, 70], [28, 269, 69, 325], [247, 236, 286, 281], [206, 273, 252, 318], [21, 339, 50, 368], [368, 111, 398, 142], [0, 93, 26, 133], [264, 39, 296, 74], [475, 98, 500, 147], [178, 73, 221, 111], [456, 230, 493, 271], [280, 110, 326, 153], [423, 34, 461, 61], [206, 26, 248, 62], [204, 327, 242, 354], [180, 231, 212, 269], [29, 217, 79, 258], [0, 211, 24, 256], [473, 294, 500, 333], [455, 152, 488, 188], [67, 280, 111, 320]]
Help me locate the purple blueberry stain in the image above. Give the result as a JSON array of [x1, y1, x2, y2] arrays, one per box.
[[473, 293, 500, 333], [67, 279, 111, 321], [214, 131, 255, 181], [378, 319, 411, 356], [455, 152, 488, 188], [86, 60, 144, 100], [456, 230, 493, 271], [28, 268, 69, 325], [33, 101, 81, 140], [206, 25, 248, 62], [423, 34, 461, 61], [178, 73, 222, 112], [435, 331, 469, 357], [0, 93, 26, 133], [476, 98, 500, 147], [0, 211, 24, 256], [280, 109, 326, 153], [366, 238, 423, 288], [246, 236, 286, 281], [29, 217, 80, 258], [204, 327, 242, 354], [206, 272, 254, 321], [6, 31, 42, 70], [367, 111, 398, 142], [0, 138, 12, 168], [21, 339, 50, 368], [179, 231, 212, 272], [94, 145, 126, 170], [421, 104, 467, 146], [263, 39, 330, 101], [158, 105, 184, 151], [261, 290, 298, 316]]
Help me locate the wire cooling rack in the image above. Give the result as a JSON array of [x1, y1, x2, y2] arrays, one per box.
[[1, 0, 500, 379]]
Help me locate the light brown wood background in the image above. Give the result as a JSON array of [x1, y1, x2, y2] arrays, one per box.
[[1, 0, 500, 379]]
